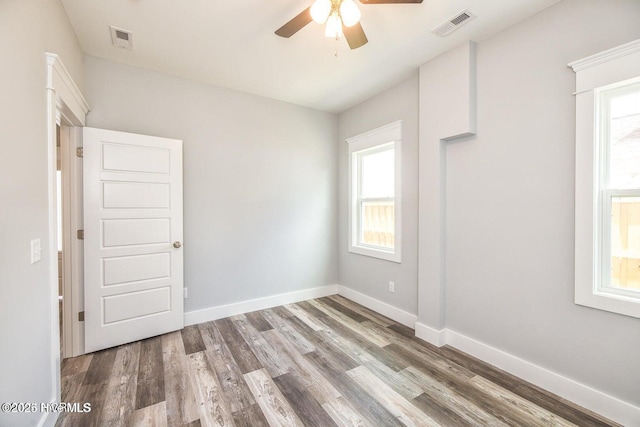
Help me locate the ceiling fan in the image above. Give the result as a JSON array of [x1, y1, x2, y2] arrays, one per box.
[[275, 0, 423, 50]]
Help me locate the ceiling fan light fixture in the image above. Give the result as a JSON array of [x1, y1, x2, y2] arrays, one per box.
[[277, 0, 424, 49], [339, 0, 361, 27], [310, 0, 331, 24], [324, 12, 343, 38]]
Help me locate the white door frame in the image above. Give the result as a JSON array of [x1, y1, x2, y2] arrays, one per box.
[[46, 53, 90, 405]]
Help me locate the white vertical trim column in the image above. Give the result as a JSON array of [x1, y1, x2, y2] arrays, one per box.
[[416, 42, 476, 336], [43, 53, 89, 427]]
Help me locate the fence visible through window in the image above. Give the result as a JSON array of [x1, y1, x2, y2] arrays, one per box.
[[361, 201, 394, 249], [611, 197, 640, 290]]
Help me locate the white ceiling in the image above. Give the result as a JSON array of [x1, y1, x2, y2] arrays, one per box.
[[61, 0, 561, 113]]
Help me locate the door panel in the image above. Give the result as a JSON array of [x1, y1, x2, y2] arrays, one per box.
[[103, 182, 171, 208], [102, 253, 171, 285], [103, 287, 171, 324], [102, 143, 171, 174], [102, 218, 170, 247], [83, 127, 183, 353]]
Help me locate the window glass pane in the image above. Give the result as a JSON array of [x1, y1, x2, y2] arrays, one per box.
[[361, 200, 394, 249], [609, 87, 640, 189], [610, 196, 640, 292], [361, 147, 394, 198]]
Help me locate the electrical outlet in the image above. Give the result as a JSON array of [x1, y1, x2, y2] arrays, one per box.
[[388, 281, 395, 293], [183, 288, 188, 299]]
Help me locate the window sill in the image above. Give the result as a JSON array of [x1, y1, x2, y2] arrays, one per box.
[[348, 245, 401, 263], [575, 286, 640, 319]]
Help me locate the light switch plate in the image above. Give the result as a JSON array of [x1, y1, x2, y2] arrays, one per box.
[[31, 239, 42, 264]]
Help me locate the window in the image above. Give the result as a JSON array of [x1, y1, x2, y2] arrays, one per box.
[[347, 121, 401, 262], [597, 82, 640, 296], [570, 39, 640, 318]]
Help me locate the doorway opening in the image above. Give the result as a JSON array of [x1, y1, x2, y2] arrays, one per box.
[[56, 125, 63, 357], [58, 124, 85, 360]]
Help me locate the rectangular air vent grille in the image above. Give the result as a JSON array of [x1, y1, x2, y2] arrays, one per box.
[[432, 10, 476, 37], [110, 26, 133, 49]]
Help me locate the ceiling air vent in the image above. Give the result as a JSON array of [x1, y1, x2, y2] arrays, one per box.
[[432, 10, 476, 37], [109, 26, 133, 49]]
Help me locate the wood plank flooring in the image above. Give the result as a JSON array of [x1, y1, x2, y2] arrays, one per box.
[[57, 296, 620, 427]]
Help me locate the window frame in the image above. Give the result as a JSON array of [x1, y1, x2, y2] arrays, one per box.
[[347, 121, 402, 263], [570, 39, 640, 318]]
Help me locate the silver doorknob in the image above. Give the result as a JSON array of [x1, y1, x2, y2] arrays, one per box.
[[173, 241, 182, 248]]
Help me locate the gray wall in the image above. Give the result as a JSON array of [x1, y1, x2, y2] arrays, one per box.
[[446, 0, 640, 405], [337, 0, 640, 408], [0, 1, 84, 426], [338, 75, 419, 315], [83, 57, 338, 312], [442, 0, 640, 405]]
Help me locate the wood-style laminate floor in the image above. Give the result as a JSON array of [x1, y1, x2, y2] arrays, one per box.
[[57, 296, 619, 427]]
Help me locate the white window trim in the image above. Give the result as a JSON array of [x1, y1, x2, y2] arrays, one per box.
[[347, 121, 402, 263], [569, 39, 640, 318]]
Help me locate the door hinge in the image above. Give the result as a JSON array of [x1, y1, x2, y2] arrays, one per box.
[[77, 229, 84, 240], [76, 147, 83, 158], [78, 311, 85, 322]]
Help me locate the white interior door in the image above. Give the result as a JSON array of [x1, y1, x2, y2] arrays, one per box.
[[83, 127, 183, 353]]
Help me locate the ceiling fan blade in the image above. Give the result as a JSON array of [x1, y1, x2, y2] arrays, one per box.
[[359, 0, 423, 3], [343, 22, 368, 49], [275, 7, 313, 38]]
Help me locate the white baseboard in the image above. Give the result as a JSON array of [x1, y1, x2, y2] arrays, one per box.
[[414, 321, 447, 347], [184, 284, 338, 326], [417, 324, 640, 426], [336, 285, 417, 328], [184, 283, 418, 328]]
